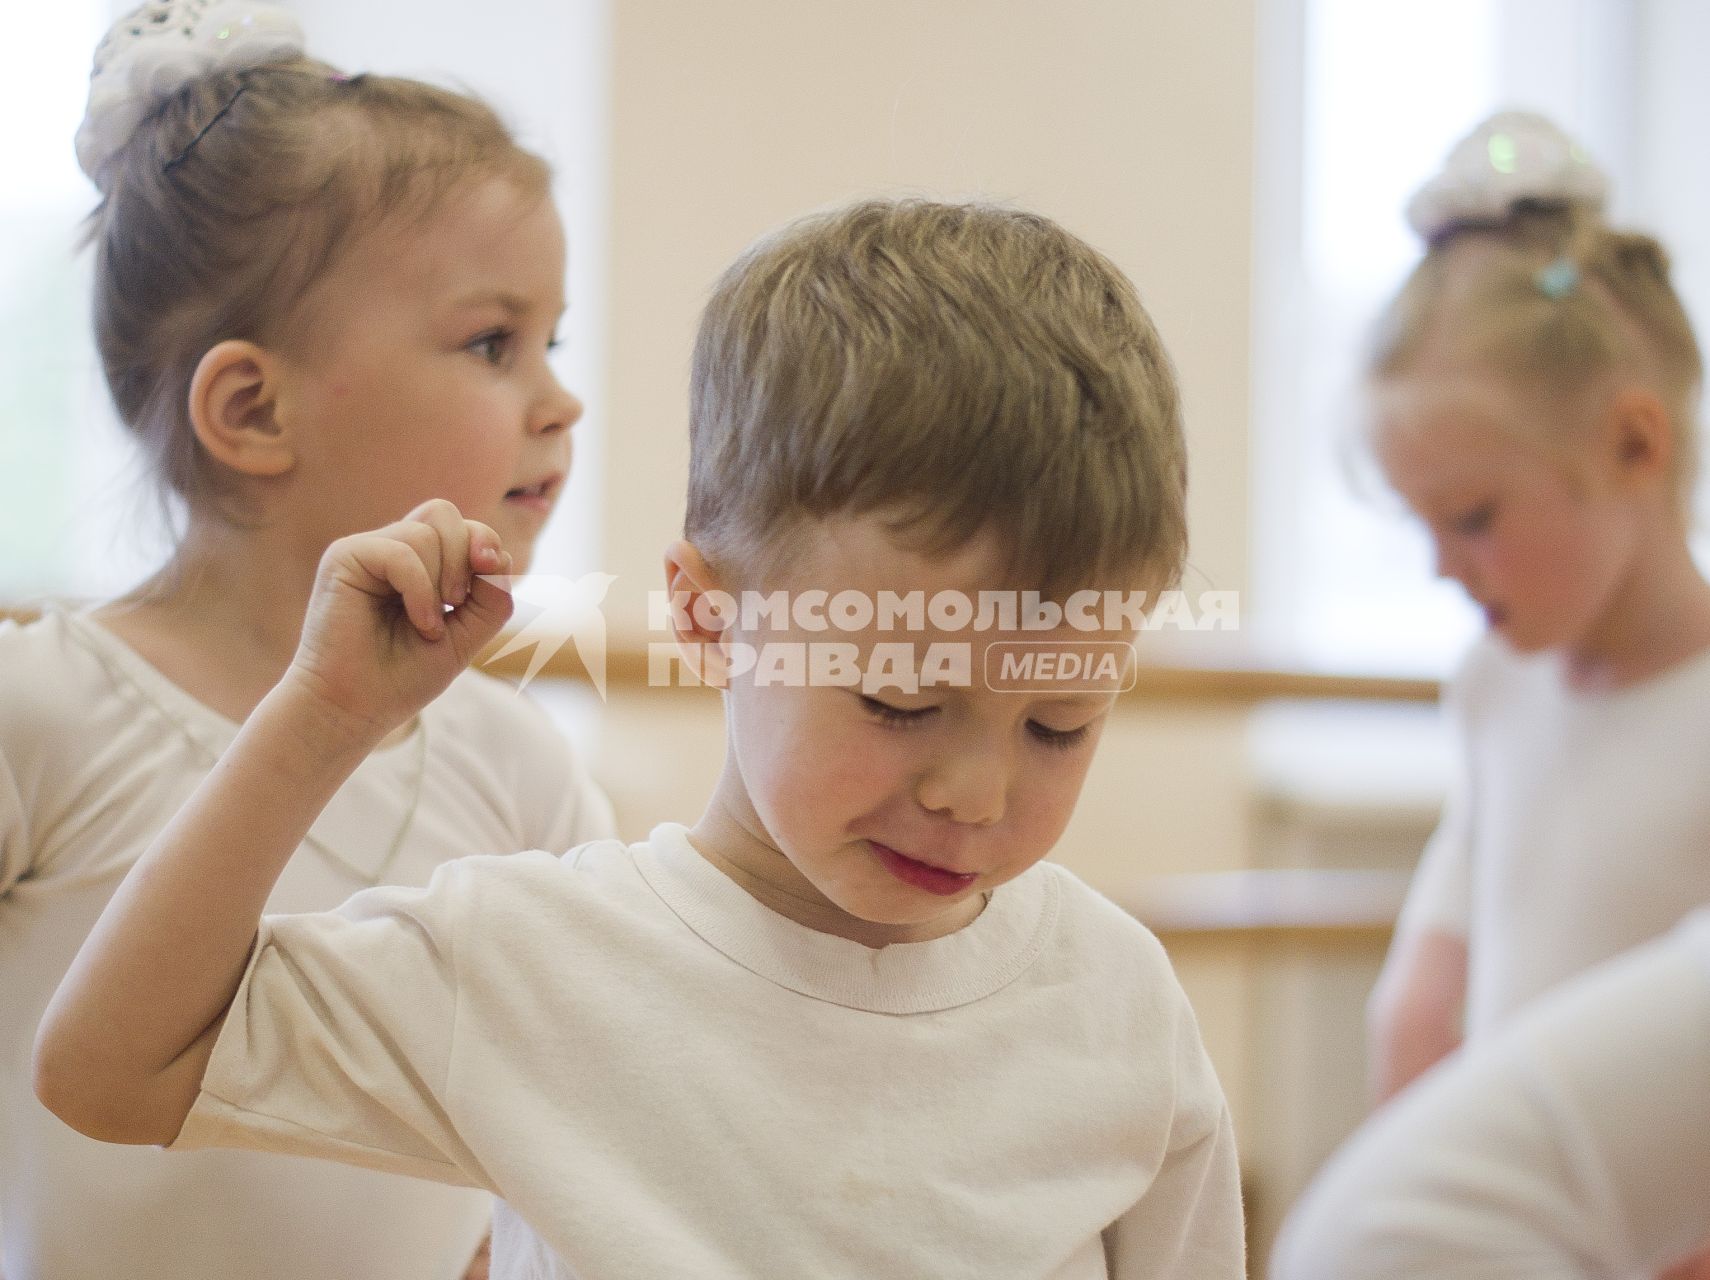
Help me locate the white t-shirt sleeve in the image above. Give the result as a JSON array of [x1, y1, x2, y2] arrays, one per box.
[[1103, 992, 1247, 1278], [1273, 912, 1710, 1279], [171, 856, 513, 1194], [1393, 799, 1472, 940]]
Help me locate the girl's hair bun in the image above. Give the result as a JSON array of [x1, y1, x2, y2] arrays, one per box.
[[75, 0, 304, 190], [1404, 110, 1609, 245]]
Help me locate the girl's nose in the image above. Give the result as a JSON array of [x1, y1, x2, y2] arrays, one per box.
[[532, 378, 583, 436]]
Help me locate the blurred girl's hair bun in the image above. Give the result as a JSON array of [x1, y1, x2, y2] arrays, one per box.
[[1405, 110, 1609, 246]]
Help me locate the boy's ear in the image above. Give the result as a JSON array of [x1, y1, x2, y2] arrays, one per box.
[[1602, 386, 1672, 487], [187, 341, 296, 479], [662, 539, 737, 689]]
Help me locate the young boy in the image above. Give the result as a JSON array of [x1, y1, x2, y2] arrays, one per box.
[[35, 200, 1244, 1278]]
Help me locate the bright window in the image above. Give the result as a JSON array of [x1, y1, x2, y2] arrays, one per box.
[[0, 1, 151, 603]]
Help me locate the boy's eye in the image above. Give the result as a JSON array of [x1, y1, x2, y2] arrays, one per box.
[[860, 695, 935, 727], [1451, 503, 1496, 536], [1028, 721, 1092, 751]]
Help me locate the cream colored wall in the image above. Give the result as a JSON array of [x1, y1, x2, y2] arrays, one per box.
[[595, 0, 1256, 642]]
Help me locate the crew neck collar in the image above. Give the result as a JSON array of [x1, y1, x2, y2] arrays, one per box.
[[634, 822, 1059, 1014]]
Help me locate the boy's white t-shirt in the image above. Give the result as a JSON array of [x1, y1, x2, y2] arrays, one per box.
[[173, 825, 1245, 1279], [0, 608, 615, 1280], [1395, 635, 1710, 1036], [1274, 908, 1710, 1278]]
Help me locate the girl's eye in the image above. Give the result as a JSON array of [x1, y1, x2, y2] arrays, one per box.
[[860, 695, 935, 727], [1028, 721, 1092, 751], [468, 329, 513, 365], [1452, 503, 1496, 536], [547, 332, 564, 353]]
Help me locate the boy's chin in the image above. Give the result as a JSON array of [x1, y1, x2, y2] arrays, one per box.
[[840, 883, 987, 932]]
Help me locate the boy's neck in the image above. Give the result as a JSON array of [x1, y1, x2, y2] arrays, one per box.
[[686, 785, 986, 949]]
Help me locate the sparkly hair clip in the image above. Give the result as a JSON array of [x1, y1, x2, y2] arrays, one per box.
[[1405, 111, 1608, 245], [1536, 258, 1580, 299]]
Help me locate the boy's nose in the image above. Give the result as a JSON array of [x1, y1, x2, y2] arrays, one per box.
[[915, 753, 1006, 827]]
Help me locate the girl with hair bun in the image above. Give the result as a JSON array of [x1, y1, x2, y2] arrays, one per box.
[[0, 5, 612, 1277], [1367, 109, 1710, 1093], [1358, 109, 1710, 1277]]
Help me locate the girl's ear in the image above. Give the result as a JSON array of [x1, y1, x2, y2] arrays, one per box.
[[661, 540, 737, 689], [1603, 386, 1673, 487], [187, 341, 296, 478]]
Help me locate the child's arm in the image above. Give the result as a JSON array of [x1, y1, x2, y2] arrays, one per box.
[[1366, 924, 1468, 1101], [33, 500, 512, 1146]]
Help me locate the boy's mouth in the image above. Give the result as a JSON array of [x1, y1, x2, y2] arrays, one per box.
[[869, 841, 979, 897]]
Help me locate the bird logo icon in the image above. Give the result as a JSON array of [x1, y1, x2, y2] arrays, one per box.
[[477, 571, 618, 698]]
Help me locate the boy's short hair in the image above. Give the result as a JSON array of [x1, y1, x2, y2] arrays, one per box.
[[686, 199, 1187, 599]]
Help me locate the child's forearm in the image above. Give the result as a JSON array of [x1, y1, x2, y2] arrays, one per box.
[[36, 504, 510, 1145], [1367, 926, 1468, 1102], [33, 676, 384, 1145]]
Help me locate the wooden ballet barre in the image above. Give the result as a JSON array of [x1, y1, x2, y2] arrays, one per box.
[[0, 606, 1442, 705], [1117, 869, 1411, 948], [471, 636, 1441, 706]]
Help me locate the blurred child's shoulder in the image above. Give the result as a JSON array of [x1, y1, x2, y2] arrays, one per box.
[[1446, 633, 1541, 711]]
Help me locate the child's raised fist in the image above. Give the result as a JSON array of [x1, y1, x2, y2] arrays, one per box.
[[286, 499, 515, 743]]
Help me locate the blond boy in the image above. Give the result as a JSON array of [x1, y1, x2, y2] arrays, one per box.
[[37, 200, 1243, 1278]]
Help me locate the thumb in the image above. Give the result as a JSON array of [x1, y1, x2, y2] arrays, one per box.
[[446, 565, 515, 654]]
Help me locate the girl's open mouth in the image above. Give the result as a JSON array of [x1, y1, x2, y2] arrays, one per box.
[[504, 478, 558, 514]]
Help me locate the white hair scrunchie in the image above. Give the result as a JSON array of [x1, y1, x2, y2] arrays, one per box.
[[75, 0, 305, 190], [1404, 110, 1609, 244]]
